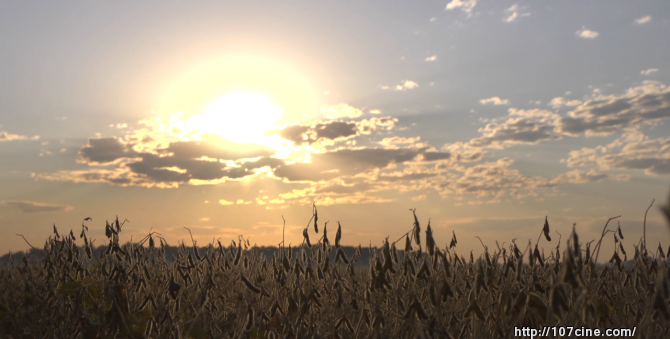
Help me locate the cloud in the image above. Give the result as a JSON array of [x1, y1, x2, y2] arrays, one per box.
[[273, 147, 442, 182], [504, 4, 518, 22], [437, 158, 557, 200], [548, 97, 583, 109], [425, 55, 437, 62], [79, 137, 138, 165], [369, 109, 382, 114], [401, 80, 419, 89], [565, 129, 670, 176], [271, 117, 397, 146], [576, 26, 599, 39], [219, 199, 234, 205], [551, 169, 612, 184], [38, 144, 284, 188], [381, 80, 419, 91], [635, 15, 652, 25], [641, 68, 658, 76], [557, 81, 670, 136], [0, 131, 38, 142], [411, 194, 427, 201], [468, 108, 562, 148], [0, 200, 73, 213], [479, 97, 509, 105], [320, 104, 363, 119], [445, 0, 478, 13], [504, 4, 530, 23]]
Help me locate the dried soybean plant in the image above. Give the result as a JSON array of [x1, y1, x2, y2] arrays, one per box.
[[2, 201, 670, 338]]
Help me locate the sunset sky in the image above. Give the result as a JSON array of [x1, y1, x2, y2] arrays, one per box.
[[1, 0, 670, 260]]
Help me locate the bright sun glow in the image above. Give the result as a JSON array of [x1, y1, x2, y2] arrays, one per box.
[[197, 92, 283, 144]]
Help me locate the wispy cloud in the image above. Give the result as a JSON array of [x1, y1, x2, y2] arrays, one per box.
[[0, 131, 39, 142], [445, 0, 478, 14], [425, 55, 437, 62], [548, 97, 583, 109], [576, 26, 599, 39], [411, 194, 427, 201], [0, 200, 73, 213], [479, 97, 509, 105], [641, 68, 658, 75], [380, 80, 419, 91], [634, 15, 652, 25]]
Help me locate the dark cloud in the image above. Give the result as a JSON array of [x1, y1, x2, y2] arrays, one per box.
[[270, 117, 397, 145], [272, 121, 358, 145], [273, 148, 426, 182], [469, 116, 561, 148], [558, 83, 670, 136], [0, 200, 73, 213], [125, 152, 277, 182], [421, 152, 452, 161], [565, 130, 670, 177], [165, 134, 276, 160], [79, 137, 137, 164], [65, 133, 285, 187], [616, 158, 670, 175]]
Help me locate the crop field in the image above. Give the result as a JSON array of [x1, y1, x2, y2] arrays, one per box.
[[2, 206, 670, 338]]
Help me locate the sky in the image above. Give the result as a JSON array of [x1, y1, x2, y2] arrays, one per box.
[[1, 0, 670, 261]]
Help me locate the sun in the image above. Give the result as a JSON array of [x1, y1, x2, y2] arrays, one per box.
[[197, 92, 284, 144]]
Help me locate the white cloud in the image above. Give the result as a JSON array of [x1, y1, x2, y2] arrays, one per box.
[[548, 97, 583, 109], [576, 26, 599, 39], [430, 17, 437, 22], [445, 0, 478, 13], [369, 109, 382, 114], [641, 68, 658, 76], [320, 104, 363, 119], [379, 80, 419, 91], [635, 15, 652, 25], [219, 199, 234, 205], [479, 97, 509, 105], [505, 4, 518, 22], [402, 80, 419, 89], [504, 4, 529, 23], [425, 55, 438, 62], [0, 131, 38, 142], [505, 12, 518, 23]]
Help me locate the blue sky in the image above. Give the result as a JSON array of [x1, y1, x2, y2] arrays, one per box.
[[1, 0, 669, 260]]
